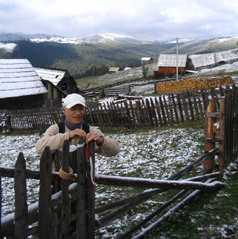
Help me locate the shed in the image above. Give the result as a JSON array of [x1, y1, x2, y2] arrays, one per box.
[[35, 67, 79, 95], [108, 67, 120, 74], [141, 57, 153, 66], [0, 59, 47, 110], [156, 54, 188, 77]]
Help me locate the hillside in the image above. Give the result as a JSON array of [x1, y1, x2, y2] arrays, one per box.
[[1, 33, 238, 79], [76, 48, 238, 92]]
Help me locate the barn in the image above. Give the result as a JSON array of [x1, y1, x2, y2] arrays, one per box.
[[0, 59, 48, 110], [156, 54, 188, 77], [141, 57, 153, 66], [35, 67, 79, 95]]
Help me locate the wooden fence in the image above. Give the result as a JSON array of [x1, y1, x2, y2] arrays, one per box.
[[7, 85, 234, 131], [1, 86, 238, 238]]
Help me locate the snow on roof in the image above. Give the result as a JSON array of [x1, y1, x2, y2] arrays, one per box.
[[0, 59, 47, 99], [109, 67, 120, 72], [35, 67, 66, 85], [189, 48, 238, 68], [157, 54, 188, 67], [141, 57, 152, 61]]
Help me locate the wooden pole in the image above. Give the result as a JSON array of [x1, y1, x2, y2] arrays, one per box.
[[86, 141, 95, 239], [14, 152, 28, 239], [76, 139, 87, 239], [61, 140, 70, 239], [204, 98, 216, 171], [218, 97, 225, 173], [38, 147, 52, 239]]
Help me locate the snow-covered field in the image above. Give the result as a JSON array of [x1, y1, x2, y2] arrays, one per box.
[[0, 125, 238, 238], [0, 126, 204, 236]]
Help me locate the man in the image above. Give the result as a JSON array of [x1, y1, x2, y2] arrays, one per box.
[[35, 93, 120, 157]]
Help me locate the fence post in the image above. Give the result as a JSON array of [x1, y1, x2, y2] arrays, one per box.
[[61, 140, 70, 239], [76, 139, 87, 238], [204, 98, 216, 171], [14, 152, 28, 239], [86, 141, 95, 239], [38, 147, 52, 239], [218, 97, 225, 173]]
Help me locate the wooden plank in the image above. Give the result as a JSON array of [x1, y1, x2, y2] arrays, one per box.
[[61, 140, 70, 239], [129, 100, 137, 128], [14, 152, 28, 239], [176, 93, 184, 123], [204, 98, 216, 171], [180, 91, 189, 122], [146, 98, 154, 126], [150, 98, 158, 126], [191, 90, 200, 121], [124, 100, 132, 127], [76, 139, 87, 239], [186, 91, 195, 122], [159, 96, 167, 126], [154, 97, 163, 126], [163, 95, 171, 125], [86, 142, 96, 239], [171, 93, 179, 124], [135, 100, 142, 127], [168, 94, 175, 125], [38, 147, 52, 239], [218, 97, 225, 173]]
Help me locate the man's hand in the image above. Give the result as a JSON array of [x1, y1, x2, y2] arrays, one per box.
[[69, 129, 86, 139], [86, 133, 104, 146]]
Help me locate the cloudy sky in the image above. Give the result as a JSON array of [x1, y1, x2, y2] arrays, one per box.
[[1, 0, 238, 41]]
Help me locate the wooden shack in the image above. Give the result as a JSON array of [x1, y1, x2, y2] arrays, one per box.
[[141, 57, 153, 66], [156, 54, 188, 77], [35, 67, 79, 95], [0, 59, 47, 110], [108, 67, 120, 74], [42, 80, 66, 108]]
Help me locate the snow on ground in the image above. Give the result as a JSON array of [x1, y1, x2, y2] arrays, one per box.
[[0, 126, 204, 238]]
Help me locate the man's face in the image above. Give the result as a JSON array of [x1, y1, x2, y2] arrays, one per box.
[[63, 104, 85, 125]]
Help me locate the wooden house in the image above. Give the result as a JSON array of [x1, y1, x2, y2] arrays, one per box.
[[42, 80, 66, 108], [108, 67, 120, 74], [155, 54, 188, 77], [0, 59, 48, 110], [141, 57, 153, 66], [35, 67, 79, 95]]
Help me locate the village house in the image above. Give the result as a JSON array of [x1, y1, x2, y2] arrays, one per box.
[[108, 67, 120, 74], [155, 54, 188, 78], [0, 59, 48, 110], [141, 57, 153, 66], [35, 67, 79, 95]]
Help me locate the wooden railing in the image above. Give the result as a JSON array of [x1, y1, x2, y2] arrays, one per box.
[[7, 86, 234, 131]]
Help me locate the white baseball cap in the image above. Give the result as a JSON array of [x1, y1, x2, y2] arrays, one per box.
[[62, 93, 86, 109]]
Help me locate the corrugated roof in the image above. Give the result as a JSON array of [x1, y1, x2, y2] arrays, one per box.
[[0, 59, 47, 99], [157, 54, 187, 67], [35, 67, 66, 85]]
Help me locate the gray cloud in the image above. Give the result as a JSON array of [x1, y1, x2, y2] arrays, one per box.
[[1, 0, 238, 41]]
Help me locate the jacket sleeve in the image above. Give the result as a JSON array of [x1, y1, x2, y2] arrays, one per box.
[[35, 124, 70, 155], [90, 126, 120, 157]]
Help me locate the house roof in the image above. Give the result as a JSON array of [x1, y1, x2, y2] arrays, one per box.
[[109, 67, 120, 72], [0, 59, 47, 99], [141, 57, 153, 61], [157, 54, 188, 67], [35, 67, 67, 86]]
